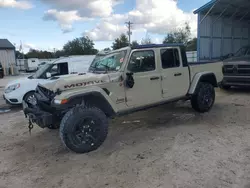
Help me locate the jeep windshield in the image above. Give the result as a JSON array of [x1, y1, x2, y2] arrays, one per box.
[[89, 50, 127, 73]]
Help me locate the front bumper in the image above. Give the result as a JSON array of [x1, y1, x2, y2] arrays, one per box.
[[222, 76, 250, 86], [23, 101, 54, 128], [3, 92, 22, 104]]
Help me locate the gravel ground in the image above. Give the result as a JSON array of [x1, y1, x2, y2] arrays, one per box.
[[1, 76, 250, 188]]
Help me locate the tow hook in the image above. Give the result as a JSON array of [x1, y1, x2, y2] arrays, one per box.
[[28, 118, 34, 135]]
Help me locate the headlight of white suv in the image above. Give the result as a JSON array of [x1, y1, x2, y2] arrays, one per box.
[[5, 83, 20, 93]]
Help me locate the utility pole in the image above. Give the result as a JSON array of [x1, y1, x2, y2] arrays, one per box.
[[53, 48, 56, 58], [125, 21, 133, 45]]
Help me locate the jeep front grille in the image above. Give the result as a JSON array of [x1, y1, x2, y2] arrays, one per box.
[[223, 65, 250, 75], [36, 85, 55, 102]]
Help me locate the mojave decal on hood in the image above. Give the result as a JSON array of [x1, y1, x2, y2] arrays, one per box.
[[41, 73, 111, 92]]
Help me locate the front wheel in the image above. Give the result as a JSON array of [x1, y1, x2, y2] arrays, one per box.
[[23, 91, 37, 105], [60, 106, 108, 153], [191, 82, 215, 113]]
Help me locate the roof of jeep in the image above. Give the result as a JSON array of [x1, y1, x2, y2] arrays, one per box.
[[133, 43, 184, 49], [100, 44, 184, 56], [97, 43, 184, 56]]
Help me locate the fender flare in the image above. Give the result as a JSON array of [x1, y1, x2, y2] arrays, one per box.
[[188, 72, 217, 94], [66, 89, 118, 117]]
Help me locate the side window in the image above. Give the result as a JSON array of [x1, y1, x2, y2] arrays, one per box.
[[50, 63, 68, 76], [127, 50, 155, 73], [50, 64, 58, 74], [161, 48, 180, 69], [57, 62, 69, 75]]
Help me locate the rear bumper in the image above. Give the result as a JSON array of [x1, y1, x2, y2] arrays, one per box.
[[23, 101, 53, 128], [222, 76, 250, 86]]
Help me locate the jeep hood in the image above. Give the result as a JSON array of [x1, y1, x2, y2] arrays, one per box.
[[41, 73, 111, 92]]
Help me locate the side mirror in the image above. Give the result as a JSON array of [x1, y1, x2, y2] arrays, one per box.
[[125, 72, 134, 88], [46, 72, 51, 78]]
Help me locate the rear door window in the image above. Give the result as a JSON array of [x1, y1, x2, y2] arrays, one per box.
[[161, 48, 180, 69]]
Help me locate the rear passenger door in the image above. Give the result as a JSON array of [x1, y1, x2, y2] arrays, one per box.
[[125, 49, 162, 107], [160, 47, 190, 99]]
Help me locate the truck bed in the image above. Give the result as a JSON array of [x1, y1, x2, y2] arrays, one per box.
[[189, 61, 223, 84]]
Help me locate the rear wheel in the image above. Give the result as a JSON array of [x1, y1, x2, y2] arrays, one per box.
[[191, 82, 215, 113], [0, 72, 4, 78], [60, 106, 108, 153]]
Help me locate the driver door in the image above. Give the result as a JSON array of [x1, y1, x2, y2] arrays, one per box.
[[125, 49, 162, 107]]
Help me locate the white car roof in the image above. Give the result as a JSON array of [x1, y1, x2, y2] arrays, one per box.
[[51, 55, 96, 64]]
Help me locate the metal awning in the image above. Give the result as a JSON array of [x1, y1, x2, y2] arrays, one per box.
[[194, 0, 250, 24]]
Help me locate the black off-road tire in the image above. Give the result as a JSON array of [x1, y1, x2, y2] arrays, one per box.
[[0, 72, 4, 78], [191, 82, 215, 113], [60, 106, 108, 153]]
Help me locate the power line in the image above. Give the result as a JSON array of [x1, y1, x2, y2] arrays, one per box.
[[125, 21, 133, 45]]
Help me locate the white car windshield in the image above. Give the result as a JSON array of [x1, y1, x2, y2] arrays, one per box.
[[89, 50, 127, 72], [29, 63, 52, 79]]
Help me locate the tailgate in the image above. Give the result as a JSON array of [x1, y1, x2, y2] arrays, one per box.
[[189, 61, 223, 83]]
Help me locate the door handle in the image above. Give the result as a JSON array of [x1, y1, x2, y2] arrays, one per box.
[[150, 76, 160, 80], [174, 73, 182, 76]]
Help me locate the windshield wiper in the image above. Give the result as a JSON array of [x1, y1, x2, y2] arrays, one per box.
[[100, 64, 111, 73]]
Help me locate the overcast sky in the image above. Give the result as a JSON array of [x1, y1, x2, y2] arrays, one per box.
[[0, 0, 210, 52]]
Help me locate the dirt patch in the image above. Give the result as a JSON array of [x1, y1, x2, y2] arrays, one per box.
[[1, 89, 250, 188]]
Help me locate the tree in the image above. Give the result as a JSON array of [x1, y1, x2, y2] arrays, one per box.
[[131, 40, 139, 48], [141, 35, 152, 45], [54, 50, 66, 58], [16, 51, 26, 59], [63, 36, 98, 55], [163, 22, 191, 45], [186, 38, 197, 51], [103, 47, 111, 52], [112, 34, 129, 50], [26, 49, 54, 59]]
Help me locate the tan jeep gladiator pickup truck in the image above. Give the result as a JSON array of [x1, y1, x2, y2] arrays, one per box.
[[23, 44, 223, 153]]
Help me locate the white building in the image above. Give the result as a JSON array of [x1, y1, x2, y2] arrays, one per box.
[[0, 39, 16, 75]]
